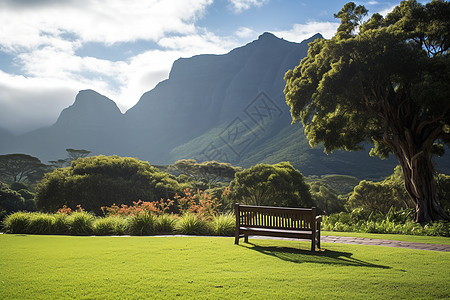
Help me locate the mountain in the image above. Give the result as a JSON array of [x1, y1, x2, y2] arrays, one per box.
[[1, 89, 125, 161], [0, 128, 12, 146], [122, 32, 321, 162], [1, 33, 448, 179]]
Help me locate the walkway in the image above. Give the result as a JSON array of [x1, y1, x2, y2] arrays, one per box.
[[321, 235, 449, 252], [252, 235, 449, 252]]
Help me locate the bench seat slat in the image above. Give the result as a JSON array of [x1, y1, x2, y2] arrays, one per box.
[[240, 227, 314, 239], [239, 224, 312, 231]]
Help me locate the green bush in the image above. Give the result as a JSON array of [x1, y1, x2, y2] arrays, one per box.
[[127, 212, 155, 235], [93, 216, 118, 236], [322, 208, 449, 237], [112, 217, 128, 235], [68, 211, 95, 235], [229, 162, 313, 207], [175, 213, 211, 235], [3, 212, 30, 234], [212, 213, 235, 236], [53, 214, 70, 234], [155, 214, 176, 233], [35, 155, 182, 215], [27, 213, 54, 234], [0, 182, 27, 217], [92, 216, 128, 235], [424, 221, 450, 237]]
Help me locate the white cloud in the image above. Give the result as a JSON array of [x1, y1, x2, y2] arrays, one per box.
[[158, 31, 238, 54], [114, 50, 185, 111], [235, 27, 255, 39], [0, 71, 78, 134], [0, 0, 213, 50], [228, 0, 267, 13], [273, 22, 339, 42], [378, 5, 396, 17]]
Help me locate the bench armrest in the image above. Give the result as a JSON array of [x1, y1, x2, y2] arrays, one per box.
[[316, 215, 322, 223]]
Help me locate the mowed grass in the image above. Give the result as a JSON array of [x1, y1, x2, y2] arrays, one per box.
[[0, 235, 449, 299]]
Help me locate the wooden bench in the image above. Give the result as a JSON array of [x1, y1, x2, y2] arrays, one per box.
[[234, 203, 322, 251]]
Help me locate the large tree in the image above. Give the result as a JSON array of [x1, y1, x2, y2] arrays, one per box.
[[0, 153, 50, 184], [0, 181, 28, 216], [229, 162, 313, 208], [284, 0, 450, 223], [65, 148, 91, 163], [35, 155, 182, 214], [170, 159, 240, 188]]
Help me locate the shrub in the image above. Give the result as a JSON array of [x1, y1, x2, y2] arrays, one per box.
[[0, 182, 27, 216], [212, 213, 235, 236], [309, 182, 345, 215], [175, 213, 211, 235], [101, 199, 174, 217], [93, 217, 116, 236], [112, 217, 128, 235], [68, 211, 95, 235], [127, 212, 155, 235], [53, 213, 70, 234], [3, 212, 30, 234], [35, 155, 182, 215], [424, 221, 450, 237], [26, 213, 54, 234], [322, 208, 449, 237], [0, 209, 6, 223], [175, 188, 221, 220], [154, 214, 176, 233], [92, 216, 129, 236]]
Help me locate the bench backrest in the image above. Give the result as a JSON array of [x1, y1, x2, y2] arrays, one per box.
[[235, 203, 316, 231]]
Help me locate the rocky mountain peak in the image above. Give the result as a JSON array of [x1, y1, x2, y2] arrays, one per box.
[[55, 89, 123, 127]]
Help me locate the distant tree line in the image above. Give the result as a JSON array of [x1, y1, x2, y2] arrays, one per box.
[[1, 152, 449, 226]]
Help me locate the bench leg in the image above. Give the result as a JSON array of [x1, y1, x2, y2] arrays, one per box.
[[311, 239, 315, 251], [244, 235, 248, 243], [235, 235, 239, 245], [317, 229, 321, 249]]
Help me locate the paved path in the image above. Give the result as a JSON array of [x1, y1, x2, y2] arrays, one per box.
[[321, 235, 450, 252], [252, 235, 450, 252]]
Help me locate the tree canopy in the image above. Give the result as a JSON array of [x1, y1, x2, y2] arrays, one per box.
[[229, 162, 313, 208], [0, 181, 34, 217], [309, 182, 345, 215], [284, 0, 450, 223], [35, 155, 182, 214], [0, 153, 50, 184], [66, 148, 91, 162], [170, 159, 241, 188], [49, 148, 92, 169]]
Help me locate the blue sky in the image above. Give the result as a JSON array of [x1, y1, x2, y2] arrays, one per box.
[[0, 0, 404, 134]]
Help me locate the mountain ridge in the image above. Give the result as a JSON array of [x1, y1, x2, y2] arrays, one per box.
[[1, 32, 447, 179]]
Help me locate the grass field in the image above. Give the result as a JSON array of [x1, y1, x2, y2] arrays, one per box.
[[1, 234, 449, 299]]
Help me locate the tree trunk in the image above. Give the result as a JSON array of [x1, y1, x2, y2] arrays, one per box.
[[380, 84, 449, 223], [396, 150, 449, 223]]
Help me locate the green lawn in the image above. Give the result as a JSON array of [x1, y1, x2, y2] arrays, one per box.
[[0, 234, 449, 299]]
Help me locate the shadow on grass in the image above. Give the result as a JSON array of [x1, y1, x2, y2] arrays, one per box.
[[243, 243, 390, 269]]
